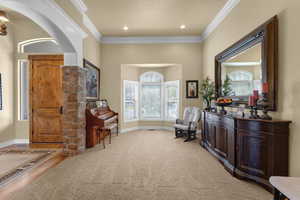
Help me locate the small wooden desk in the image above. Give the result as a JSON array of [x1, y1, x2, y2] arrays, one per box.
[[270, 177, 300, 200]]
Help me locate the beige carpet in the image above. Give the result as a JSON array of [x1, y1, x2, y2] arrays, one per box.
[[8, 131, 272, 200]]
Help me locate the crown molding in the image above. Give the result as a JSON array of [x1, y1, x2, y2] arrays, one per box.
[[47, 0, 87, 39], [70, 0, 87, 14], [67, 0, 239, 44], [101, 36, 203, 44], [83, 14, 102, 42], [100, 0, 240, 44], [201, 0, 240, 41], [69, 0, 102, 42]]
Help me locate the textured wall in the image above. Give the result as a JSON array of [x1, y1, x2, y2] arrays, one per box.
[[202, 0, 300, 176]]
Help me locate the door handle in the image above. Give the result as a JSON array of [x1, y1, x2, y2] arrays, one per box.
[[60, 106, 63, 115]]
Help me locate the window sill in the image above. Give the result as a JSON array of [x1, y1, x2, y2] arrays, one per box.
[[124, 119, 139, 123], [124, 119, 176, 123]]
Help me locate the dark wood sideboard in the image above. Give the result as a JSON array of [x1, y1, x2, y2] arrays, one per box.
[[201, 111, 291, 192]]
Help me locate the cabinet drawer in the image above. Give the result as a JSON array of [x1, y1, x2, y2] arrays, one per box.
[[206, 113, 221, 122], [237, 120, 272, 134], [206, 114, 234, 129]]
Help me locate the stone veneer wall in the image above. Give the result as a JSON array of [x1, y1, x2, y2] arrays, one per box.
[[62, 66, 87, 156]]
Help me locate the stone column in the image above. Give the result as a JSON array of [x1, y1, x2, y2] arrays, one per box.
[[62, 66, 87, 156]]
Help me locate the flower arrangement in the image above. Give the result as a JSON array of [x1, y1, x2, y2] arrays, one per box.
[[199, 77, 215, 110]]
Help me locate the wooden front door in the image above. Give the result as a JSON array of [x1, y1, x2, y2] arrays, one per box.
[[29, 55, 64, 143]]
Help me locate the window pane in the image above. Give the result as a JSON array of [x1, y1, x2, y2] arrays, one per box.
[[19, 60, 29, 120], [125, 101, 137, 121], [167, 86, 178, 100], [167, 102, 178, 120], [141, 85, 161, 118], [165, 81, 179, 120], [124, 81, 139, 121], [125, 83, 134, 100], [140, 72, 162, 83]]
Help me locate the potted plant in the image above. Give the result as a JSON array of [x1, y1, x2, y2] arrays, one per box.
[[199, 77, 215, 110]]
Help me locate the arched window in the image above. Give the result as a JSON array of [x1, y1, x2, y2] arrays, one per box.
[[18, 38, 62, 53], [123, 71, 180, 122], [140, 71, 163, 83], [140, 72, 163, 119]]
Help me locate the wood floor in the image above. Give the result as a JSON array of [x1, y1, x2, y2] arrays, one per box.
[[0, 144, 66, 200]]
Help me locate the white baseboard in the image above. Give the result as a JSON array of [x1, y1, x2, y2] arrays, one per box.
[[0, 139, 29, 148], [14, 139, 30, 144], [121, 126, 202, 134], [120, 127, 140, 133], [120, 126, 202, 133], [121, 126, 173, 133]]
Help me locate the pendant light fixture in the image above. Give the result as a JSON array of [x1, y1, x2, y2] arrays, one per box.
[[0, 11, 9, 36]]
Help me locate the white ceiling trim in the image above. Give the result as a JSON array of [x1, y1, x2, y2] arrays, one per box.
[[70, 0, 87, 14], [101, 36, 203, 44], [83, 14, 102, 42], [48, 0, 87, 39], [200, 0, 240, 41], [68, 0, 240, 44], [69, 0, 102, 42]]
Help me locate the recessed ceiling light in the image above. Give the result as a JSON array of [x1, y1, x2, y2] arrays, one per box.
[[180, 25, 186, 29], [123, 25, 128, 31]]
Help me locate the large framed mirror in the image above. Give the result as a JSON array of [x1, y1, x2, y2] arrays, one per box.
[[215, 16, 278, 111]]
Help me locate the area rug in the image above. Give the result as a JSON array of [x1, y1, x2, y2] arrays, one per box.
[[0, 149, 55, 187]]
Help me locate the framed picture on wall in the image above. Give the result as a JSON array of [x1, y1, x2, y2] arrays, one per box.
[[186, 80, 199, 99], [83, 59, 100, 101]]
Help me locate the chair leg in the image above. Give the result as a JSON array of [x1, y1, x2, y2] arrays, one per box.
[[184, 130, 191, 142], [175, 128, 184, 138], [102, 131, 106, 149], [175, 128, 179, 138], [184, 130, 196, 142]]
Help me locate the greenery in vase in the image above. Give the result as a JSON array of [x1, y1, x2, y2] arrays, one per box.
[[222, 75, 233, 96], [199, 77, 215, 110]]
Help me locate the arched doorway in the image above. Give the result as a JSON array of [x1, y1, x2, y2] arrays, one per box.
[[0, 0, 87, 66]]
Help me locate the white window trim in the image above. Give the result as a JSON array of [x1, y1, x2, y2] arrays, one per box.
[[18, 59, 29, 121], [123, 80, 139, 122], [139, 72, 164, 121], [164, 80, 180, 122], [123, 73, 180, 123], [139, 82, 165, 121]]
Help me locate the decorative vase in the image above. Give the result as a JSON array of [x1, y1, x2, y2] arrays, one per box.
[[204, 99, 211, 111], [219, 105, 227, 115]]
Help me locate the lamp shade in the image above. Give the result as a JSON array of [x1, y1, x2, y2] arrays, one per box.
[[0, 11, 9, 23]]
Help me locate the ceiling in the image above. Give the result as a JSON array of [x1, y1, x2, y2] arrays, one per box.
[[84, 0, 228, 37]]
